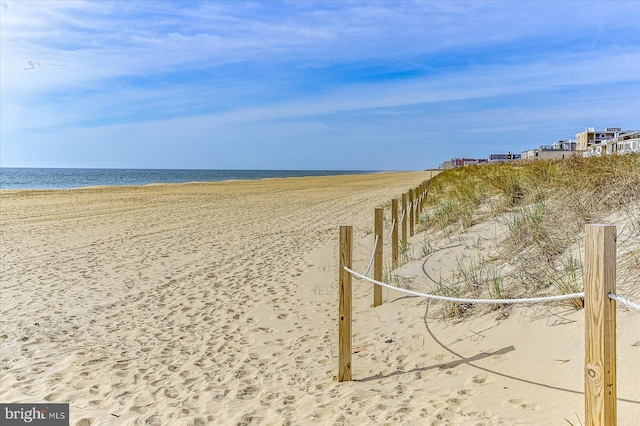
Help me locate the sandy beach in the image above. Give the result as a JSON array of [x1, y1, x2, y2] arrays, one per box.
[[1, 172, 638, 425]]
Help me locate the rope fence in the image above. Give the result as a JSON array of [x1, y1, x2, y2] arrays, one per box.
[[338, 180, 636, 425], [609, 293, 640, 312], [344, 266, 586, 304], [345, 267, 638, 310], [361, 235, 378, 277], [339, 178, 432, 379], [383, 219, 395, 245]]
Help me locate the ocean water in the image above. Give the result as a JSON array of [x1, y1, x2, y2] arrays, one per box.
[[0, 168, 375, 190]]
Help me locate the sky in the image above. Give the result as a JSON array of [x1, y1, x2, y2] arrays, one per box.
[[1, 1, 639, 171]]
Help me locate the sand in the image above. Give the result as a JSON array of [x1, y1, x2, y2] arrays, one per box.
[[1, 172, 638, 425]]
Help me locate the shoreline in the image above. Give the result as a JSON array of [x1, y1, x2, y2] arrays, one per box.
[[0, 168, 389, 192], [0, 170, 426, 195], [0, 169, 440, 193], [0, 172, 388, 194]]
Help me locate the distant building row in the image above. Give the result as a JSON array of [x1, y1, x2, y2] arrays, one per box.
[[440, 153, 521, 170], [440, 126, 639, 169]]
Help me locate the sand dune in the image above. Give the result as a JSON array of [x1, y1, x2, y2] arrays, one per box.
[[1, 172, 638, 425]]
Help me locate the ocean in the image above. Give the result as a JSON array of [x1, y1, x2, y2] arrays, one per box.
[[0, 168, 376, 190]]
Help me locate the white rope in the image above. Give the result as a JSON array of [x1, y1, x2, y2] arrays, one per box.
[[383, 219, 395, 245], [609, 293, 640, 311], [344, 266, 585, 305], [361, 235, 379, 276], [399, 209, 406, 225]]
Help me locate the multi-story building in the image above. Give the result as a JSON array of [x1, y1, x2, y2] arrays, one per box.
[[613, 130, 640, 154], [575, 127, 621, 151], [584, 129, 640, 157]]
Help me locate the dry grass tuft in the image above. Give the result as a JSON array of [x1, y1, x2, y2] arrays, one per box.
[[422, 154, 640, 315]]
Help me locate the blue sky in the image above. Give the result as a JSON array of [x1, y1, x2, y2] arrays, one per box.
[[1, 1, 639, 170]]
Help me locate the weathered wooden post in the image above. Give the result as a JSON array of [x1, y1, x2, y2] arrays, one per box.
[[424, 179, 430, 204], [584, 224, 617, 425], [409, 189, 415, 236], [423, 181, 427, 208], [374, 208, 383, 307], [401, 193, 408, 243], [422, 181, 427, 210], [415, 185, 421, 224], [338, 225, 353, 382], [391, 199, 398, 266]]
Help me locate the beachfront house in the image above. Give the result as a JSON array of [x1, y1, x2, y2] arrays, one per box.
[[575, 127, 620, 152], [613, 130, 640, 154], [521, 140, 581, 160], [583, 129, 640, 157]]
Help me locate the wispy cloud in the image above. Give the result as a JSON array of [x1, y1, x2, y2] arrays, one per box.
[[1, 0, 639, 169]]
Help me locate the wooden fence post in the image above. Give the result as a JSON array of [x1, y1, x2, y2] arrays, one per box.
[[415, 186, 421, 224], [409, 189, 415, 236], [401, 193, 408, 243], [374, 208, 383, 307], [338, 225, 353, 382], [423, 181, 428, 209], [425, 179, 430, 204], [584, 224, 617, 425], [391, 199, 398, 266]]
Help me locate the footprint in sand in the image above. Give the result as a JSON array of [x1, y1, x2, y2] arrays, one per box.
[[238, 414, 263, 426], [466, 373, 493, 386], [446, 397, 466, 406], [236, 386, 259, 400], [456, 388, 477, 396], [507, 398, 539, 410]]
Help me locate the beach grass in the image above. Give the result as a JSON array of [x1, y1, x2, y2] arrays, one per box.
[[420, 154, 640, 314]]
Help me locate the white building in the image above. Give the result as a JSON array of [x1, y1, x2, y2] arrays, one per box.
[[576, 127, 621, 151], [521, 140, 580, 160], [584, 130, 640, 157]]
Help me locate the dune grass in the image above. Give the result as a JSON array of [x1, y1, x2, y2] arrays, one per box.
[[420, 154, 640, 316]]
